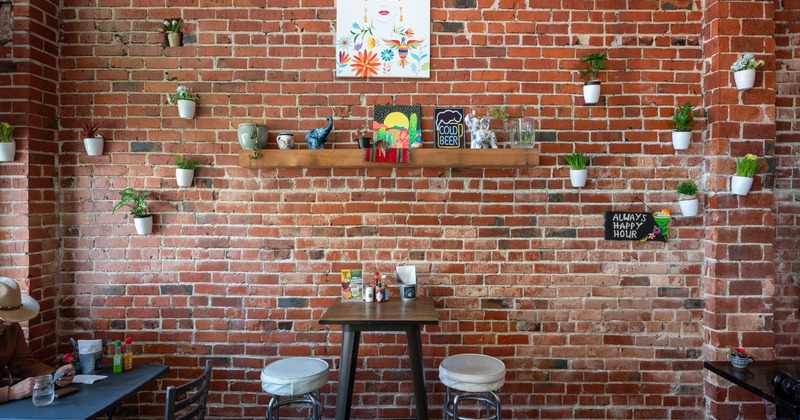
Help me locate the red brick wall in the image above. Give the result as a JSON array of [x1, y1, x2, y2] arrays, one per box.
[[1, 0, 797, 418]]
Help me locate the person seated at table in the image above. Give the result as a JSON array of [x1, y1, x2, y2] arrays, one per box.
[[0, 277, 75, 403]]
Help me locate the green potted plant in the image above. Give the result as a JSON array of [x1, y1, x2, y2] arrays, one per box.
[[492, 107, 534, 149], [0, 122, 15, 162], [732, 153, 763, 196], [671, 103, 695, 150], [579, 52, 607, 105], [163, 19, 183, 47], [167, 85, 199, 119], [81, 120, 103, 156], [676, 180, 699, 217], [731, 54, 764, 91], [174, 155, 201, 187], [112, 188, 152, 235], [353, 124, 372, 149], [564, 152, 588, 188]]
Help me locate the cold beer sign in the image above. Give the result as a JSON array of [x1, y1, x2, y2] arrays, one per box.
[[604, 211, 670, 243], [434, 108, 466, 148]]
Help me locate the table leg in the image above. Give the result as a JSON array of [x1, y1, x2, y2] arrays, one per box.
[[335, 326, 360, 420], [406, 326, 429, 420]]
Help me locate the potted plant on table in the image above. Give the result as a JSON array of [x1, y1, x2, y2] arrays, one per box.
[[354, 124, 372, 149], [732, 153, 763, 196], [167, 85, 199, 119], [728, 346, 754, 369], [676, 180, 699, 217], [81, 121, 104, 156], [0, 122, 15, 162], [671, 102, 695, 150], [579, 52, 607, 105], [112, 188, 153, 235], [564, 152, 588, 188], [731, 54, 764, 91], [163, 19, 183, 47], [174, 155, 200, 187]]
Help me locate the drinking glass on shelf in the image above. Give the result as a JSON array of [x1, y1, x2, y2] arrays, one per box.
[[32, 374, 54, 407]]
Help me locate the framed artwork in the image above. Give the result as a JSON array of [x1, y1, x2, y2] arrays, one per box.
[[336, 0, 431, 79], [434, 108, 465, 148], [373, 105, 421, 148]]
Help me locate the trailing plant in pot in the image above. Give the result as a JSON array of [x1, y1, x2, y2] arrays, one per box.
[[579, 52, 606, 105], [731, 153, 763, 196], [174, 155, 200, 188], [81, 121, 104, 156], [564, 152, 588, 188], [163, 18, 183, 47], [112, 188, 153, 235], [354, 124, 372, 149], [167, 85, 199, 119], [237, 122, 268, 151], [676, 180, 699, 217], [671, 102, 695, 151], [0, 122, 15, 162], [731, 54, 764, 91]]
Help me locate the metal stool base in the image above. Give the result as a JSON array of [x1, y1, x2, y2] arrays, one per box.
[[266, 390, 324, 420], [444, 387, 501, 420]]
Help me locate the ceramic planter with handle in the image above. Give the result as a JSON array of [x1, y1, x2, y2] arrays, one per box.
[[177, 99, 196, 119], [731, 175, 754, 196], [0, 142, 15, 162], [583, 81, 601, 105], [83, 136, 104, 156], [133, 214, 153, 235], [734, 69, 756, 91], [671, 131, 691, 150], [678, 197, 699, 217], [176, 168, 194, 187], [569, 169, 588, 188], [730, 354, 754, 369]]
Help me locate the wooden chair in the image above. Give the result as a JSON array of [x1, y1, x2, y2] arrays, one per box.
[[164, 360, 213, 420]]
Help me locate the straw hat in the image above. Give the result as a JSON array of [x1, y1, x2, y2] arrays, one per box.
[[0, 277, 40, 322]]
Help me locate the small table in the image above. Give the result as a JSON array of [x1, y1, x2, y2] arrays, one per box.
[[705, 360, 800, 419], [319, 297, 439, 420], [0, 364, 169, 420]]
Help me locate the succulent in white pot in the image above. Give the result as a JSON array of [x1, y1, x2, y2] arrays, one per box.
[[163, 18, 183, 47], [564, 152, 588, 188], [731, 153, 763, 196], [174, 155, 201, 187], [676, 180, 699, 217], [81, 120, 104, 156], [670, 102, 695, 150], [112, 188, 153, 235], [731, 54, 764, 91], [167, 84, 199, 119], [579, 52, 606, 105], [0, 122, 16, 162]]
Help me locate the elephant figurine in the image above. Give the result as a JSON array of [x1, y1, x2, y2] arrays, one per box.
[[305, 117, 334, 150], [464, 113, 498, 149]]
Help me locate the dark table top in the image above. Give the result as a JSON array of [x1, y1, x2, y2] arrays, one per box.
[[319, 297, 438, 326], [0, 364, 169, 420], [705, 360, 800, 415]]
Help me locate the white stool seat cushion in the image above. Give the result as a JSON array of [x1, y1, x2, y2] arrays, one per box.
[[439, 354, 506, 393], [261, 357, 329, 396]]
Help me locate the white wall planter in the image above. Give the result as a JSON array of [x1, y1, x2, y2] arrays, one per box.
[[83, 136, 104, 156], [734, 69, 756, 91], [731, 175, 754, 196], [176, 168, 195, 187], [671, 131, 691, 150], [0, 142, 15, 162], [167, 32, 182, 47], [177, 99, 197, 119], [678, 198, 699, 217], [583, 81, 601, 105], [569, 169, 588, 188], [133, 215, 153, 235]]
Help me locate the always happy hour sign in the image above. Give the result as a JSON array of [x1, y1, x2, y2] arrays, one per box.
[[604, 211, 669, 243]]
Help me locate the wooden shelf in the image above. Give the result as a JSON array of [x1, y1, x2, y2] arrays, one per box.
[[238, 148, 539, 169]]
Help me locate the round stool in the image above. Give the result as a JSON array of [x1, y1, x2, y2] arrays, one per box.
[[439, 354, 506, 420], [261, 357, 329, 420]]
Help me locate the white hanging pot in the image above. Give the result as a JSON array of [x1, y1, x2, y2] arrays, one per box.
[[671, 131, 691, 150], [177, 99, 196, 119], [734, 69, 756, 91], [731, 175, 754, 196], [83, 136, 104, 156], [583, 81, 601, 105], [678, 198, 699, 217], [133, 214, 153, 235], [0, 142, 15, 162], [176, 168, 195, 187], [167, 32, 182, 47], [569, 169, 588, 188]]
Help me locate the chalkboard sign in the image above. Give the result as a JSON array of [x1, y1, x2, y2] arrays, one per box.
[[434, 108, 465, 148], [604, 211, 669, 242]]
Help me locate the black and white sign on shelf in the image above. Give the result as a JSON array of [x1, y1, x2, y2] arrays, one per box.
[[434, 108, 465, 148]]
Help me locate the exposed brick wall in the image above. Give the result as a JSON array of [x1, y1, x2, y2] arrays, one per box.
[[0, 0, 797, 419]]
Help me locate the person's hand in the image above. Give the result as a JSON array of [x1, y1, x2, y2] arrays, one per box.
[[54, 364, 76, 386], [8, 377, 35, 400]]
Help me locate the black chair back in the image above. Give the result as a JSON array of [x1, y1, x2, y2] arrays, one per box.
[[164, 360, 213, 420]]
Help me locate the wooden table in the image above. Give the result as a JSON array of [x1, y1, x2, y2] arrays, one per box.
[[705, 360, 800, 419], [319, 297, 439, 420]]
